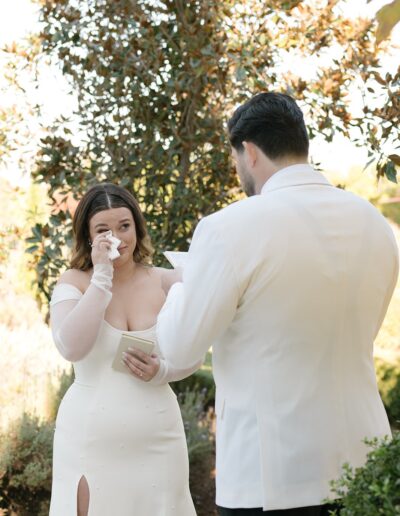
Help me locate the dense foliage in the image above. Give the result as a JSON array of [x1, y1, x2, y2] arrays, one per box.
[[329, 433, 400, 515], [0, 413, 53, 516], [375, 358, 400, 426]]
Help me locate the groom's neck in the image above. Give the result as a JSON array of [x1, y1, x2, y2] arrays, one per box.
[[255, 154, 309, 194]]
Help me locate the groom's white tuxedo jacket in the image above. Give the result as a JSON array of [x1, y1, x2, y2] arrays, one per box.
[[157, 164, 399, 511]]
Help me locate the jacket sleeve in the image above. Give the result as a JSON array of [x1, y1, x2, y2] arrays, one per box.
[[156, 217, 240, 369]]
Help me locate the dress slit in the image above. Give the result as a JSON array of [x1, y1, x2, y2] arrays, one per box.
[[76, 474, 90, 516]]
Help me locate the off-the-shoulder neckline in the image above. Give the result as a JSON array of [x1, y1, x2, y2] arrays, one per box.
[[55, 283, 157, 334]]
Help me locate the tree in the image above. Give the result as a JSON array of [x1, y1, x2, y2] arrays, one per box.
[[29, 0, 399, 300], [0, 37, 42, 169]]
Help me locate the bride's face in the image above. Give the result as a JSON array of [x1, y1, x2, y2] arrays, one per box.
[[89, 207, 137, 265]]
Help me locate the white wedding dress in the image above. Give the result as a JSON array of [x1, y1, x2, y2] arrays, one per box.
[[49, 272, 198, 516]]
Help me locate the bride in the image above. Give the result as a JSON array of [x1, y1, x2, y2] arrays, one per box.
[[49, 183, 199, 515]]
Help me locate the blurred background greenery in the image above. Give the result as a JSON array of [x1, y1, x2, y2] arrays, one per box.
[[0, 0, 399, 514]]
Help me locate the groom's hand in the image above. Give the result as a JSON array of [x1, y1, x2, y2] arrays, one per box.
[[161, 267, 183, 295], [122, 349, 160, 382]]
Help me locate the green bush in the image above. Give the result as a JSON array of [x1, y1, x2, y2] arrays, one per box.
[[46, 367, 75, 423], [375, 358, 400, 426], [0, 413, 53, 515], [0, 367, 74, 514], [179, 388, 214, 465], [171, 351, 215, 408], [329, 433, 400, 515], [172, 368, 215, 408]]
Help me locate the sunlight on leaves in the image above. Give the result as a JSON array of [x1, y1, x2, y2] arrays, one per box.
[[376, 0, 400, 44]]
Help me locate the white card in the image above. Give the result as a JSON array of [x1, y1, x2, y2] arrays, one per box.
[[112, 333, 155, 375], [163, 251, 188, 268]]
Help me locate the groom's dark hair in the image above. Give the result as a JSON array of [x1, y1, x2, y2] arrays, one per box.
[[227, 92, 309, 160]]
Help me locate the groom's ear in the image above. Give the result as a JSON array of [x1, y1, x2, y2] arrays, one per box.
[[242, 141, 258, 168]]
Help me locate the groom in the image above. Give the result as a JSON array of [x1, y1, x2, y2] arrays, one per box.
[[156, 92, 399, 515]]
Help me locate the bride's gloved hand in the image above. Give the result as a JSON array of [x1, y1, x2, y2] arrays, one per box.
[[90, 233, 113, 266], [122, 349, 161, 382]]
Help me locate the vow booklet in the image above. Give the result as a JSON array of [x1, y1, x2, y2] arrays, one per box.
[[163, 251, 188, 269], [112, 333, 155, 375]]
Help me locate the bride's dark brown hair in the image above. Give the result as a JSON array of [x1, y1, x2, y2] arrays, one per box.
[[70, 183, 154, 270]]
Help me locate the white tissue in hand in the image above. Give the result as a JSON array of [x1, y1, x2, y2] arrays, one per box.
[[104, 231, 121, 261]]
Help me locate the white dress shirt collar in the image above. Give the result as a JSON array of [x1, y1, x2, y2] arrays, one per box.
[[260, 163, 332, 195]]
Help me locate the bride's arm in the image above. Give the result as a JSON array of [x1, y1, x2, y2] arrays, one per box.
[[50, 264, 113, 362], [123, 346, 202, 384], [150, 354, 203, 385]]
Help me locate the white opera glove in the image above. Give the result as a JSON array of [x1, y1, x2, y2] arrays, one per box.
[[90, 262, 114, 292], [50, 265, 114, 362], [150, 356, 203, 385]]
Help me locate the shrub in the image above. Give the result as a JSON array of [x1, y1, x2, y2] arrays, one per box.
[[46, 366, 74, 423], [329, 433, 400, 515], [375, 358, 400, 426], [171, 351, 215, 408], [172, 368, 215, 409], [0, 413, 53, 515], [179, 388, 214, 465]]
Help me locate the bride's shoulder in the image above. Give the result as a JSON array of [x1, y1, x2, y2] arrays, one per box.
[[154, 266, 168, 272], [153, 266, 168, 278], [57, 268, 90, 292], [153, 266, 174, 276], [152, 266, 177, 284]]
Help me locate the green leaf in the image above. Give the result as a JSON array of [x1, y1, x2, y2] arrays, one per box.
[[385, 161, 398, 183], [236, 66, 247, 81], [376, 0, 400, 44], [32, 225, 43, 240], [26, 236, 40, 244]]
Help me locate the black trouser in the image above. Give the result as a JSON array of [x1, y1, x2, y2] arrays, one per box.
[[217, 503, 340, 516]]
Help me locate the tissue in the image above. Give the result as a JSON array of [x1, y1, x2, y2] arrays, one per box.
[[104, 231, 121, 261]]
